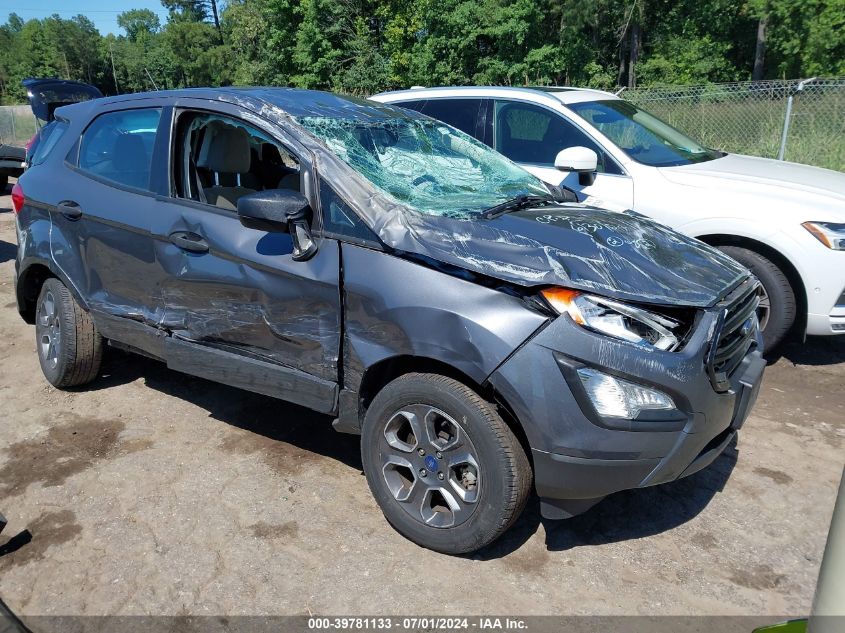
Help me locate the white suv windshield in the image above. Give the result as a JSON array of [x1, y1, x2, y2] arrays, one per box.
[[297, 116, 549, 217], [568, 100, 722, 167]]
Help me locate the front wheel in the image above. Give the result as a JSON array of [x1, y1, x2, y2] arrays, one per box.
[[718, 246, 797, 352], [361, 373, 532, 554]]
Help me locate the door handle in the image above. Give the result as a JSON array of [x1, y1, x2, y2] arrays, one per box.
[[57, 200, 83, 221], [169, 231, 209, 254]]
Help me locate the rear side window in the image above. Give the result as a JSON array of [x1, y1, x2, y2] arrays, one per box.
[[395, 98, 483, 140], [391, 100, 424, 113], [78, 108, 162, 190], [30, 121, 67, 166]]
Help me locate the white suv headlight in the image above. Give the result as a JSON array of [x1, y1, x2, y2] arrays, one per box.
[[803, 222, 845, 250], [541, 288, 688, 351]]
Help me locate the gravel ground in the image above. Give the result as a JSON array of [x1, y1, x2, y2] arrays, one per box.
[[1, 182, 843, 617]]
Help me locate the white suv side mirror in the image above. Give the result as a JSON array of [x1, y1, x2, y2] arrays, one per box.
[[554, 146, 598, 173]]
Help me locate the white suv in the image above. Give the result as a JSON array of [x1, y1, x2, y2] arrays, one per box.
[[372, 86, 845, 350]]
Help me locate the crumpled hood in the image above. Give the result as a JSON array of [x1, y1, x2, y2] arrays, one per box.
[[660, 154, 845, 217], [277, 110, 748, 308], [378, 204, 749, 308]]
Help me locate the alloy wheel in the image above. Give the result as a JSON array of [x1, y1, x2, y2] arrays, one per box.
[[37, 290, 61, 369], [756, 284, 771, 332], [380, 404, 481, 529]]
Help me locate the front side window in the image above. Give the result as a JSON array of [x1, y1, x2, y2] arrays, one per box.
[[173, 111, 300, 211], [494, 100, 621, 174], [78, 108, 161, 190], [320, 179, 379, 243], [568, 100, 722, 167], [297, 115, 549, 218]]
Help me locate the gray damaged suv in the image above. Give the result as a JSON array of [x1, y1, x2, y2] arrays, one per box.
[[12, 88, 765, 553]]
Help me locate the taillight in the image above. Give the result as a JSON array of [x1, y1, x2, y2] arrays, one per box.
[[11, 182, 24, 214]]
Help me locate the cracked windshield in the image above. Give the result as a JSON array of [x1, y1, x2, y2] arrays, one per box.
[[297, 116, 550, 217]]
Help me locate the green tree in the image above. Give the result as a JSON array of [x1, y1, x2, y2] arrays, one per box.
[[2, 0, 845, 105], [161, 0, 208, 22], [224, 0, 300, 85], [117, 9, 161, 41]]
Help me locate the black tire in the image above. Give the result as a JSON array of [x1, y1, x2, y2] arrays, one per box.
[[718, 246, 796, 351], [0, 175, 8, 193], [361, 373, 532, 554], [35, 278, 103, 388]]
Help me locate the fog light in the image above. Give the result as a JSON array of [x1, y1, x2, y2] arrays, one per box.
[[577, 367, 676, 419]]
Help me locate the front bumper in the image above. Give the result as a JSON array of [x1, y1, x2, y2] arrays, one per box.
[[807, 300, 845, 335], [797, 239, 845, 336], [488, 309, 765, 519]]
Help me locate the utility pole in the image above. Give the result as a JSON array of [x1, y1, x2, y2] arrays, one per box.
[[110, 43, 120, 94]]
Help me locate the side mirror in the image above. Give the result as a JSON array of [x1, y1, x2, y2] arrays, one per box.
[[237, 188, 308, 232], [237, 189, 318, 261], [554, 146, 598, 173], [554, 147, 599, 187]]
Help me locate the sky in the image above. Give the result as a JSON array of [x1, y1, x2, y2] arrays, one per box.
[[0, 1, 171, 36]]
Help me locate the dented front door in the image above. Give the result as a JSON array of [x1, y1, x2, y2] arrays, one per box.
[[151, 199, 342, 383]]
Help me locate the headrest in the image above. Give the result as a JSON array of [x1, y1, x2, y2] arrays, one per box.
[[200, 123, 251, 174], [111, 134, 148, 173]]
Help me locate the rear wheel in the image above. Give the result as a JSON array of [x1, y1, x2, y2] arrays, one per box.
[[35, 278, 103, 388], [361, 373, 532, 554], [718, 246, 796, 352]]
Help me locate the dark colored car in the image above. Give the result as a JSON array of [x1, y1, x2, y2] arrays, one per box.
[[0, 143, 25, 191], [12, 88, 765, 553], [0, 78, 103, 189]]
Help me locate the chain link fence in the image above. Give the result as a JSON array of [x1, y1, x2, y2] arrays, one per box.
[[0, 105, 37, 147], [622, 77, 845, 172]]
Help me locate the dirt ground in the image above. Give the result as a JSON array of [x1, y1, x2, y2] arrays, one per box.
[[0, 182, 843, 617]]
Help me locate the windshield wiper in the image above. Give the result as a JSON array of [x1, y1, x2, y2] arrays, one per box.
[[480, 194, 556, 220]]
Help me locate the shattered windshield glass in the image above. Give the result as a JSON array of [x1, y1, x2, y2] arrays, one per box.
[[296, 116, 550, 217]]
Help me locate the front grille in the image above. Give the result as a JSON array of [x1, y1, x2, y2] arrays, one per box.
[[707, 279, 760, 392]]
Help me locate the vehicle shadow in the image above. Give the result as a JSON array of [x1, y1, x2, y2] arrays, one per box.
[[90, 349, 737, 558], [0, 239, 16, 263], [91, 349, 363, 472], [767, 335, 845, 366], [477, 439, 738, 558]]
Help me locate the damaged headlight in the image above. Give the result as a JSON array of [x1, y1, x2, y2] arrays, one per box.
[[541, 288, 686, 351], [802, 222, 845, 250]]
